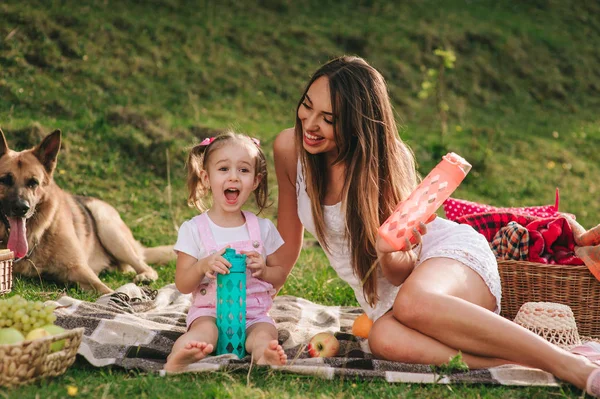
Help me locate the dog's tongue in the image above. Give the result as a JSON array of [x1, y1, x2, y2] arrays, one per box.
[[7, 217, 28, 258]]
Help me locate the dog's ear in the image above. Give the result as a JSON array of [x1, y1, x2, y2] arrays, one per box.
[[34, 129, 62, 174], [0, 127, 9, 158]]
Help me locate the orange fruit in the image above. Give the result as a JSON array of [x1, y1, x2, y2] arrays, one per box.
[[352, 313, 373, 338]]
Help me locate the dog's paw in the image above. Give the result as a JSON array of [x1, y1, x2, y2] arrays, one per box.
[[133, 268, 159, 284]]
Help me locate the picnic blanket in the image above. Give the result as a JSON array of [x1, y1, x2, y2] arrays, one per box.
[[48, 283, 561, 387]]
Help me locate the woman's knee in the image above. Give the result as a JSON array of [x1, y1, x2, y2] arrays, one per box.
[[368, 316, 423, 363], [392, 285, 443, 328], [368, 320, 388, 358], [368, 317, 402, 359]]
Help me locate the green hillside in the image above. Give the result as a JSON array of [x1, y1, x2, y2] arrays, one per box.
[[2, 0, 599, 230], [1, 0, 599, 397]]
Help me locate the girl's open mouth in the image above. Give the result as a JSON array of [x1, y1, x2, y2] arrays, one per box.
[[224, 188, 240, 204]]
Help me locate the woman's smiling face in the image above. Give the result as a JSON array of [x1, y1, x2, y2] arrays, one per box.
[[297, 76, 338, 157]]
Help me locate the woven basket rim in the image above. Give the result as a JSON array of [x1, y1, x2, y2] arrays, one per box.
[[0, 327, 84, 348], [497, 259, 589, 271]]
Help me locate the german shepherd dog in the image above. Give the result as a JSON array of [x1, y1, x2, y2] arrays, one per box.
[[0, 128, 174, 294]]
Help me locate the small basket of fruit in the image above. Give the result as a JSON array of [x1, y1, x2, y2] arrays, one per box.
[[0, 249, 13, 295], [0, 295, 83, 387]]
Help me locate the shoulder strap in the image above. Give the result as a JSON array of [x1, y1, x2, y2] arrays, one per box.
[[194, 212, 218, 253], [243, 211, 262, 246]]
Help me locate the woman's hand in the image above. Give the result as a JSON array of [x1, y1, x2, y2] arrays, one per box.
[[241, 250, 266, 278], [201, 247, 232, 279], [376, 214, 435, 254], [376, 214, 436, 286]]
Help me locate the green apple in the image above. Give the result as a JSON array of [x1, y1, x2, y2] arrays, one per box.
[[26, 327, 51, 341], [0, 327, 25, 345], [42, 324, 66, 352]]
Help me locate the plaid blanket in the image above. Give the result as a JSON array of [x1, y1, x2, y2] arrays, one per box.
[[48, 283, 560, 387], [490, 221, 530, 261]]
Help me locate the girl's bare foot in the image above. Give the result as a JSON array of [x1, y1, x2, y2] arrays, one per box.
[[256, 340, 287, 366], [164, 341, 214, 372]]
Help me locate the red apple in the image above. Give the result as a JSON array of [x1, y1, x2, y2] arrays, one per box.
[[307, 332, 340, 358]]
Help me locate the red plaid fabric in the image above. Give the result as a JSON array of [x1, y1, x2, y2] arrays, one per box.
[[454, 213, 537, 242], [490, 221, 530, 261]]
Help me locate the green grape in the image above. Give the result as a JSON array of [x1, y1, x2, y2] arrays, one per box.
[[13, 310, 23, 321], [0, 298, 62, 335]]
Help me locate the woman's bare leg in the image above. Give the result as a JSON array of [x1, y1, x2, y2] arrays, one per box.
[[369, 257, 598, 390], [370, 312, 512, 369], [164, 316, 217, 372]]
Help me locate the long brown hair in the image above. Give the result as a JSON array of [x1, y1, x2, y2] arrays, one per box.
[[295, 56, 417, 306], [186, 131, 269, 213]]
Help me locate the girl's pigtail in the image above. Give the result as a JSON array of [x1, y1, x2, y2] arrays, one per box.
[[186, 143, 210, 211], [253, 146, 269, 214]]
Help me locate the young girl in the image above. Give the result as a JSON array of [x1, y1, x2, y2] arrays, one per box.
[[273, 56, 600, 396], [165, 132, 287, 372]]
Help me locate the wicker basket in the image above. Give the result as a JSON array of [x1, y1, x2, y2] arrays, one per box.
[[0, 250, 13, 295], [0, 327, 84, 387], [498, 260, 600, 338]]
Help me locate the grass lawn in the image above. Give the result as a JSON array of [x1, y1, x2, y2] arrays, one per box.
[[2, 0, 600, 397]]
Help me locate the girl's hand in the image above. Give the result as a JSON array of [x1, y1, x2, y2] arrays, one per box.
[[376, 214, 436, 254], [202, 246, 232, 279], [241, 250, 266, 278]]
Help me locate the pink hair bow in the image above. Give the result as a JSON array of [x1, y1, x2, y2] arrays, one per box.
[[199, 137, 215, 146]]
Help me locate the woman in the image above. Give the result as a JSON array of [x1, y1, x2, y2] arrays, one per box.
[[272, 55, 599, 395]]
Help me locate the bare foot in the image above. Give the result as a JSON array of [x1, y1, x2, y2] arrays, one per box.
[[256, 340, 287, 366], [164, 341, 213, 372]]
